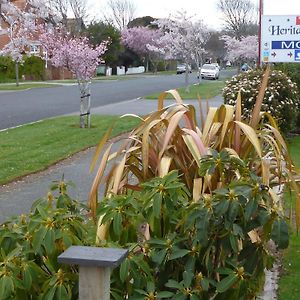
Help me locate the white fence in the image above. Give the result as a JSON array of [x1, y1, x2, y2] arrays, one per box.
[[104, 66, 145, 76], [125, 66, 145, 75]]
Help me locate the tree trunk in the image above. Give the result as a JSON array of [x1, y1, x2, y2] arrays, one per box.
[[78, 81, 91, 128], [185, 62, 190, 93], [15, 61, 19, 87], [145, 57, 149, 73]]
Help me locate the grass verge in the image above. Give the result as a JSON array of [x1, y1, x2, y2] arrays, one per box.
[[278, 233, 300, 300], [0, 115, 140, 185], [0, 83, 61, 90], [278, 136, 300, 299], [144, 80, 225, 99]]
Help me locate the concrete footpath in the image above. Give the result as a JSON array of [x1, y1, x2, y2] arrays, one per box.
[[0, 96, 223, 223]]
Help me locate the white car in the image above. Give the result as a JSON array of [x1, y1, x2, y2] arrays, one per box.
[[211, 63, 220, 70], [199, 64, 220, 80], [176, 64, 191, 74]]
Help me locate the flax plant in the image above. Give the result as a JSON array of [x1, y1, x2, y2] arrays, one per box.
[[89, 66, 300, 240]]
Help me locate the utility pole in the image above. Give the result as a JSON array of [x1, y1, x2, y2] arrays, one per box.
[[258, 0, 264, 66]]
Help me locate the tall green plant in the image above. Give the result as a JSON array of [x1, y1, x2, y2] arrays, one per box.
[[89, 67, 300, 232]]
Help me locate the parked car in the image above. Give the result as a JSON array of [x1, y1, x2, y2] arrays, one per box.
[[211, 63, 220, 70], [226, 61, 232, 67], [198, 64, 220, 80], [176, 64, 191, 74], [241, 63, 251, 72]]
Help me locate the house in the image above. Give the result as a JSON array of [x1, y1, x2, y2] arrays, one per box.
[[0, 0, 27, 49], [0, 0, 74, 80]]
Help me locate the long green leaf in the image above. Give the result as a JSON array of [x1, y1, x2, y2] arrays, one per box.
[[235, 121, 262, 158]]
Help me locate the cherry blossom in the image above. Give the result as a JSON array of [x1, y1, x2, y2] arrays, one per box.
[[40, 28, 108, 128], [121, 26, 166, 72], [222, 35, 258, 63], [153, 12, 209, 87]]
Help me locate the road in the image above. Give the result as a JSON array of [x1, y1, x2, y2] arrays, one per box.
[[0, 97, 224, 223], [0, 70, 235, 130]]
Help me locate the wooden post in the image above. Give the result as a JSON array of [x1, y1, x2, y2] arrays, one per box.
[[58, 246, 128, 300]]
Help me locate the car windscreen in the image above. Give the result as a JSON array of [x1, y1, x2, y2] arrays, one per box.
[[202, 65, 216, 70]]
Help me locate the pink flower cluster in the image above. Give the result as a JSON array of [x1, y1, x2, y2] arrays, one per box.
[[121, 26, 164, 57], [222, 35, 258, 62], [40, 30, 108, 81]]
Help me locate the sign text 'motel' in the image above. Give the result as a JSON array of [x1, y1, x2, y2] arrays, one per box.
[[261, 15, 300, 63], [272, 41, 300, 49]]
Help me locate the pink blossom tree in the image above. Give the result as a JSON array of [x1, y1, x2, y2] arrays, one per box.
[[0, 0, 38, 85], [222, 35, 258, 67], [40, 29, 108, 128], [121, 26, 166, 73], [153, 12, 209, 89]]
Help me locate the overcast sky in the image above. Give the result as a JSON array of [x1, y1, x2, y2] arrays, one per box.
[[88, 0, 300, 29]]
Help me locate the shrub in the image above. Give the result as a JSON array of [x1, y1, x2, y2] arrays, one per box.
[[222, 68, 300, 134], [22, 56, 45, 81], [274, 63, 300, 94], [0, 55, 45, 82], [0, 56, 16, 82], [274, 63, 300, 131], [89, 67, 299, 298], [0, 181, 95, 299], [98, 162, 289, 299]]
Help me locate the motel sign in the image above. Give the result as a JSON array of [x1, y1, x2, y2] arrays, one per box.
[[261, 15, 300, 63]]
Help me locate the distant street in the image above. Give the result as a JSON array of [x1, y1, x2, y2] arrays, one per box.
[[0, 69, 236, 130]]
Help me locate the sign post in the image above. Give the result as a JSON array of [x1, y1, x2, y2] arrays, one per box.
[[261, 15, 300, 63], [258, 0, 264, 66]]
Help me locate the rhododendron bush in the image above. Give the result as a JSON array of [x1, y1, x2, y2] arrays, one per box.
[[223, 69, 300, 134]]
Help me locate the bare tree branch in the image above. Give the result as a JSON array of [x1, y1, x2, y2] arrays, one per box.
[[217, 0, 256, 39], [69, 0, 88, 20], [103, 0, 136, 31]]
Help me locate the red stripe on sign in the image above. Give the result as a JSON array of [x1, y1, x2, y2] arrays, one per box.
[[296, 16, 300, 25]]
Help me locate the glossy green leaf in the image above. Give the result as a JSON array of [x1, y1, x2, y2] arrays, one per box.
[[169, 248, 190, 260], [147, 281, 155, 292], [229, 235, 238, 253], [44, 229, 55, 253], [153, 194, 162, 218], [271, 219, 289, 249], [32, 226, 47, 252], [55, 284, 68, 300], [227, 201, 239, 223], [215, 199, 230, 216], [201, 278, 210, 291], [119, 259, 129, 283], [43, 285, 57, 300], [165, 279, 182, 289], [0, 275, 14, 299], [113, 213, 122, 236], [157, 291, 174, 298], [183, 270, 193, 287], [172, 293, 186, 300], [191, 294, 201, 300], [217, 273, 238, 293], [23, 267, 32, 290], [245, 199, 258, 221]]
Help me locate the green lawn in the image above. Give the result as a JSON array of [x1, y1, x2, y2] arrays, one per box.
[[278, 233, 300, 300], [145, 80, 225, 99], [0, 83, 61, 90], [278, 136, 300, 299], [288, 136, 300, 168], [0, 115, 140, 185]]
